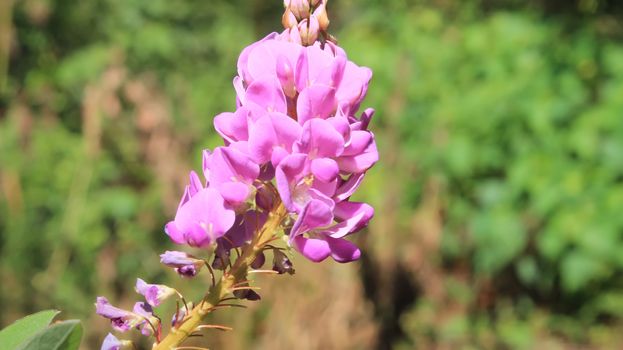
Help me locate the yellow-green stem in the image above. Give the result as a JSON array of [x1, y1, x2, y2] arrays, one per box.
[[153, 203, 287, 350]]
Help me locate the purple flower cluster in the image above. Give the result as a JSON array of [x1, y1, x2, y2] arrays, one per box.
[[96, 4, 376, 348], [165, 32, 378, 263]]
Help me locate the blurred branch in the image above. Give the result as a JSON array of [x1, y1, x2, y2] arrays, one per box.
[[0, 0, 13, 96]]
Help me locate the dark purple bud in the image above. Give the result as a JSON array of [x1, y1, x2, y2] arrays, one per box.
[[251, 252, 266, 269], [211, 246, 231, 270], [160, 251, 203, 278], [234, 288, 261, 301], [175, 265, 198, 278], [272, 249, 295, 275]]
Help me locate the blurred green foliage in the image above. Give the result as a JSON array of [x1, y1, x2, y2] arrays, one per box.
[[2, 0, 623, 348]]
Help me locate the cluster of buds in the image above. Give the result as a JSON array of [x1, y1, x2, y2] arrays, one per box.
[[96, 1, 377, 348], [281, 0, 331, 45]]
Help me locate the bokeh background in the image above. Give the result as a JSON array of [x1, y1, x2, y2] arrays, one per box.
[[2, 0, 623, 348]]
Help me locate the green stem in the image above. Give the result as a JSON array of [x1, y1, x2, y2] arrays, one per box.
[[153, 202, 287, 350]]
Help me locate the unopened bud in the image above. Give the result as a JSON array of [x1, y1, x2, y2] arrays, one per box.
[[272, 249, 295, 275], [135, 278, 177, 307], [289, 0, 310, 20], [298, 16, 319, 46], [313, 3, 329, 31], [233, 285, 261, 301], [251, 251, 266, 269], [282, 8, 298, 29], [282, 26, 302, 45], [102, 333, 133, 350], [171, 302, 193, 327]]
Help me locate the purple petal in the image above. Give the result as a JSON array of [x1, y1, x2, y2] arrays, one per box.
[[276, 54, 296, 98], [327, 116, 351, 145], [295, 118, 345, 158], [275, 153, 309, 211], [245, 39, 301, 83], [334, 172, 365, 202], [96, 297, 130, 320], [244, 76, 287, 114], [337, 133, 378, 173], [233, 76, 246, 106], [295, 48, 309, 92], [160, 251, 201, 268], [310, 157, 339, 183], [314, 54, 347, 88], [220, 182, 251, 206], [206, 146, 260, 199], [213, 108, 250, 144], [341, 130, 373, 156], [296, 84, 337, 124], [237, 32, 279, 83], [325, 236, 361, 262], [167, 188, 236, 247], [188, 171, 203, 196], [248, 112, 301, 164], [290, 199, 334, 238], [101, 333, 127, 350], [325, 201, 374, 238], [336, 62, 372, 113], [135, 278, 175, 307], [291, 235, 331, 262]]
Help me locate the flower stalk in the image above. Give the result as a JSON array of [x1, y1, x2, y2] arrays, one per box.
[[153, 203, 287, 350]]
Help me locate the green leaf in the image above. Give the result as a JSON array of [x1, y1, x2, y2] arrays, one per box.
[[15, 320, 83, 350], [0, 310, 60, 350]]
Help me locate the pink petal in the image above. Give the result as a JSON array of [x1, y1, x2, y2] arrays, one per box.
[[213, 108, 250, 144], [311, 157, 339, 183], [244, 76, 287, 114], [337, 134, 378, 173], [220, 182, 251, 206], [295, 118, 344, 158], [291, 236, 331, 262], [275, 153, 308, 211], [290, 199, 334, 238], [248, 112, 301, 164], [334, 172, 365, 202], [296, 84, 337, 124], [325, 236, 361, 262]]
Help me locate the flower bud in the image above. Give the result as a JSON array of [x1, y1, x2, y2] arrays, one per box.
[[160, 251, 204, 278], [282, 8, 298, 29], [251, 251, 266, 269], [171, 302, 193, 327], [288, 0, 311, 20], [101, 333, 133, 350], [281, 26, 302, 46], [298, 16, 319, 46], [135, 278, 177, 307], [313, 3, 329, 31], [234, 286, 261, 301], [132, 302, 159, 336], [95, 297, 143, 333], [272, 249, 295, 275]]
